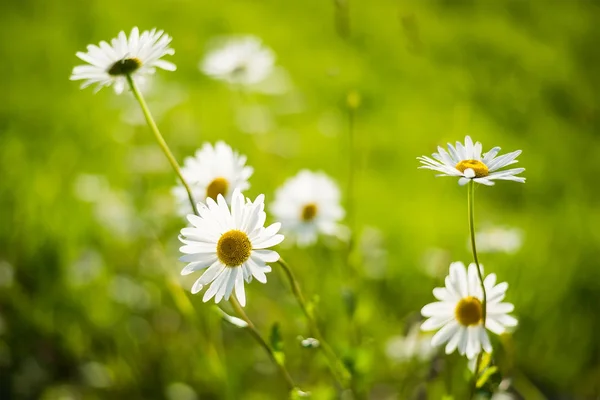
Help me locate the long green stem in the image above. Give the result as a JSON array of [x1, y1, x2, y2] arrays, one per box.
[[347, 107, 356, 238], [277, 258, 351, 388], [125, 74, 198, 215], [229, 297, 297, 391], [468, 181, 488, 396]]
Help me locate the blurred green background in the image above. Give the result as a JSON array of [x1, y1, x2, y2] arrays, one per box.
[[2, 0, 600, 398]]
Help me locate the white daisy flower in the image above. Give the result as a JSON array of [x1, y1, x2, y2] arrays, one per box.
[[200, 35, 275, 87], [271, 170, 345, 247], [172, 141, 253, 215], [421, 261, 517, 359], [71, 27, 176, 94], [417, 136, 525, 186], [179, 190, 283, 306]]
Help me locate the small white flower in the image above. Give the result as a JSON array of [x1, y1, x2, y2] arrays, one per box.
[[71, 27, 176, 94], [172, 142, 253, 216], [179, 190, 284, 306], [200, 35, 275, 87], [421, 261, 517, 359], [473, 226, 523, 254], [417, 136, 525, 186], [271, 170, 345, 247]]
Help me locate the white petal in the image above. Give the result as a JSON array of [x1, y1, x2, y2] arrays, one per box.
[[431, 321, 459, 347], [421, 316, 452, 331], [203, 267, 228, 302], [252, 234, 284, 249], [445, 327, 464, 354], [465, 326, 481, 359], [181, 255, 218, 275], [252, 249, 280, 263], [458, 177, 471, 186], [421, 302, 454, 318], [433, 287, 454, 302], [480, 329, 492, 353], [235, 269, 246, 306], [487, 302, 514, 314]]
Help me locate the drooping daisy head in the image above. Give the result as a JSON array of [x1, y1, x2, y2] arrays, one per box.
[[179, 190, 283, 306], [421, 261, 517, 359], [200, 35, 275, 87], [172, 141, 253, 216], [71, 27, 176, 94], [270, 170, 345, 247], [417, 136, 525, 186]]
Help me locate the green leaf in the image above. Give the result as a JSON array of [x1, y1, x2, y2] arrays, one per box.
[[476, 366, 499, 389]]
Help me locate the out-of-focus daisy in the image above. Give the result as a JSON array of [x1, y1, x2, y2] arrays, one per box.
[[385, 325, 435, 363], [200, 35, 275, 87], [172, 142, 253, 215], [472, 226, 523, 254], [421, 262, 517, 359], [179, 190, 283, 306], [71, 27, 176, 94], [271, 170, 345, 247], [417, 136, 525, 186]]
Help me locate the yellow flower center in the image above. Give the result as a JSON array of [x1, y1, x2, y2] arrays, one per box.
[[455, 296, 483, 326], [206, 177, 229, 201], [455, 160, 489, 178], [108, 58, 142, 76], [217, 230, 252, 267], [301, 203, 318, 221]]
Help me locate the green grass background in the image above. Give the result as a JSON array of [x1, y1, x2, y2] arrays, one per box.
[[1, 0, 600, 398]]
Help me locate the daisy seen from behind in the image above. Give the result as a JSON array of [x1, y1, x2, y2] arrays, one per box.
[[271, 170, 345, 247], [71, 27, 176, 94], [420, 261, 517, 359], [179, 190, 283, 306], [417, 136, 525, 186], [200, 35, 275, 87], [172, 141, 253, 216]]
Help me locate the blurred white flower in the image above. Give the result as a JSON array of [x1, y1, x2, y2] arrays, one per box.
[[200, 35, 275, 87], [300, 337, 320, 348], [179, 190, 284, 306], [72, 174, 137, 238], [421, 262, 517, 359], [166, 382, 198, 400], [473, 226, 523, 254], [80, 362, 113, 388], [358, 227, 388, 279], [422, 247, 451, 278], [172, 142, 253, 215], [271, 170, 345, 247], [385, 325, 435, 363], [418, 136, 525, 186], [110, 275, 152, 311], [71, 27, 176, 94], [491, 392, 517, 400], [68, 250, 103, 287], [0, 261, 14, 288]]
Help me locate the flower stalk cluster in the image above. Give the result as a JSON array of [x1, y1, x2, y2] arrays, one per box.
[[72, 27, 350, 395], [418, 136, 523, 396]]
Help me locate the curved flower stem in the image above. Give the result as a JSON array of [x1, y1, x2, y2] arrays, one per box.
[[468, 180, 488, 396], [229, 296, 297, 391], [125, 74, 198, 216], [277, 258, 351, 388]]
